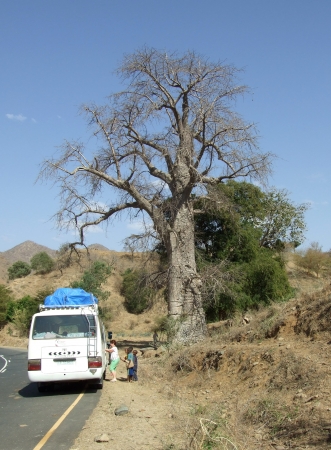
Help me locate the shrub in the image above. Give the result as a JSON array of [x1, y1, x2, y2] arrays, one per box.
[[30, 252, 55, 274], [33, 288, 54, 305], [294, 242, 330, 277], [121, 269, 153, 314], [243, 252, 294, 307], [6, 295, 40, 336], [0, 285, 13, 324], [7, 261, 31, 280], [203, 252, 294, 321], [70, 261, 112, 302], [6, 295, 40, 322]]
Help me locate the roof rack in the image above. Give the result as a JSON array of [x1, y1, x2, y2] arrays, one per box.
[[39, 303, 99, 313]]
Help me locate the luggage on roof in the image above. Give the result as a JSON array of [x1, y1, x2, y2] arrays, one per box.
[[44, 288, 98, 307]]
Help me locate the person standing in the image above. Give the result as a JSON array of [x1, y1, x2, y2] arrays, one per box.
[[105, 339, 120, 382], [121, 346, 134, 382], [132, 349, 138, 381]]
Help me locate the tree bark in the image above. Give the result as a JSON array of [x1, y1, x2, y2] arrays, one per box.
[[163, 202, 207, 344]]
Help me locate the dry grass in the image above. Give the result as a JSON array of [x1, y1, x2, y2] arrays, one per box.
[[3, 250, 331, 449]]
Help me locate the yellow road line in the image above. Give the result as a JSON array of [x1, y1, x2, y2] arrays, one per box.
[[33, 388, 86, 450]]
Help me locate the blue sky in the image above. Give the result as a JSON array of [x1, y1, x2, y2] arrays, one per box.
[[1, 0, 330, 252]]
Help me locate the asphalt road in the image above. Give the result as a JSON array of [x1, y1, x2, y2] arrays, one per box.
[[0, 347, 102, 450]]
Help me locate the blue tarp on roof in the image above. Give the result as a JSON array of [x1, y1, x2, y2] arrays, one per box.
[[44, 288, 98, 306]]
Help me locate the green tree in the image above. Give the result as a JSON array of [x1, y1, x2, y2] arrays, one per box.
[[0, 285, 13, 324], [70, 261, 112, 302], [7, 261, 31, 280], [30, 252, 55, 274], [195, 181, 308, 256], [195, 182, 300, 319], [257, 188, 308, 250]]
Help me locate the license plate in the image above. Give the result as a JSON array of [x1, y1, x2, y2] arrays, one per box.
[[54, 359, 75, 364]]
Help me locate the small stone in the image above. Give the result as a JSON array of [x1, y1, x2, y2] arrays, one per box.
[[114, 404, 129, 415], [95, 434, 109, 442], [294, 393, 307, 401]]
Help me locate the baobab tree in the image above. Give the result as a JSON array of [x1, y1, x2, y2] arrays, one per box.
[[40, 48, 272, 343]]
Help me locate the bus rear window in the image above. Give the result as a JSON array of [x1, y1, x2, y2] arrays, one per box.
[[32, 315, 96, 339]]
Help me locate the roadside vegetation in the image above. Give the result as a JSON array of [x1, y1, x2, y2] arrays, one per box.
[[2, 256, 113, 335]]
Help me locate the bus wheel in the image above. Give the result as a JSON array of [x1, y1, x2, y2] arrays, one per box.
[[38, 383, 47, 393], [97, 377, 103, 390], [38, 382, 54, 393]]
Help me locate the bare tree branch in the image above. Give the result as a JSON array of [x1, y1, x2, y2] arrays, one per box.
[[39, 48, 273, 343]]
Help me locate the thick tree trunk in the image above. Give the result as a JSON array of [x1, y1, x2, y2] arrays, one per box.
[[164, 203, 207, 344]]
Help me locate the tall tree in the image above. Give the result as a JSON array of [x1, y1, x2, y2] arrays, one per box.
[[39, 48, 272, 343]]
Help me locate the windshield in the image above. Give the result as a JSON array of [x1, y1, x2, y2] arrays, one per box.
[[32, 314, 96, 339]]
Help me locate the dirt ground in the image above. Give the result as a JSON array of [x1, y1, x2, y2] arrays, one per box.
[[3, 287, 331, 449], [70, 340, 187, 450], [68, 284, 331, 450], [2, 250, 331, 448]]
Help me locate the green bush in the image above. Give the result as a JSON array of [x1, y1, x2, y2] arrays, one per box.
[[243, 252, 294, 306], [33, 288, 54, 305], [204, 252, 293, 321], [0, 285, 13, 324], [7, 261, 31, 280], [121, 269, 153, 314], [30, 252, 55, 274], [70, 261, 112, 302], [6, 295, 40, 322], [6, 295, 40, 336], [4, 289, 52, 335]]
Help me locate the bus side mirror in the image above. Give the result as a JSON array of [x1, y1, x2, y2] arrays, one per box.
[[108, 331, 112, 339]]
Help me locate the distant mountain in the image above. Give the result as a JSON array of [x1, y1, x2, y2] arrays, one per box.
[[87, 243, 110, 251], [0, 240, 57, 265]]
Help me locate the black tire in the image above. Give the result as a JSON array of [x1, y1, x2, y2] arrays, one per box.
[[97, 376, 103, 390], [37, 382, 54, 393]]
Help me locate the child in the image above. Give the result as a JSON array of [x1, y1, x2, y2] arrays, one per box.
[[121, 346, 134, 382], [132, 349, 138, 381]]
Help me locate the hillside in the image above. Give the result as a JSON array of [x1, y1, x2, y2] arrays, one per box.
[[68, 282, 331, 450], [1, 244, 331, 449], [0, 243, 165, 343]]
